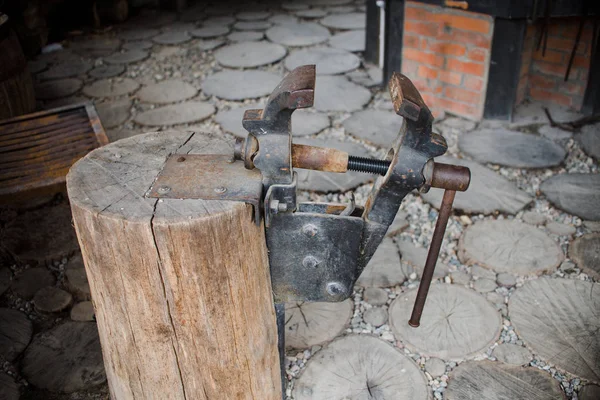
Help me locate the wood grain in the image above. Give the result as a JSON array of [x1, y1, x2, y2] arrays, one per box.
[[67, 131, 281, 399]]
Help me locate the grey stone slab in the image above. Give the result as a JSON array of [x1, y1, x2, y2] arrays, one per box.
[[266, 23, 331, 46], [22, 322, 106, 393], [37, 60, 92, 80], [538, 124, 573, 141], [191, 25, 231, 38], [509, 277, 600, 383], [197, 39, 226, 50], [104, 49, 149, 64], [390, 284, 501, 359], [546, 221, 576, 236], [425, 358, 446, 377], [541, 173, 600, 221], [294, 335, 430, 400], [357, 237, 406, 287], [152, 31, 191, 45], [492, 343, 532, 366], [215, 41, 286, 68], [320, 12, 365, 29], [522, 211, 546, 225], [35, 78, 82, 100], [363, 307, 388, 327], [294, 137, 373, 192], [12, 268, 56, 300], [234, 21, 272, 30], [569, 233, 600, 279], [134, 101, 215, 126], [343, 109, 403, 147], [236, 11, 271, 20], [313, 75, 371, 112], [0, 308, 32, 362], [120, 28, 159, 41], [70, 301, 95, 322], [329, 29, 365, 52], [96, 98, 131, 129], [420, 156, 533, 215], [458, 129, 566, 168], [496, 273, 516, 287], [203, 16, 236, 26], [296, 9, 329, 18], [202, 70, 282, 100], [268, 14, 298, 25], [459, 220, 564, 275], [363, 287, 388, 306], [446, 360, 564, 400], [285, 300, 352, 348], [83, 78, 139, 98], [227, 31, 264, 41], [89, 64, 125, 79], [137, 79, 197, 104], [33, 287, 73, 313], [578, 123, 600, 159], [285, 47, 360, 75]]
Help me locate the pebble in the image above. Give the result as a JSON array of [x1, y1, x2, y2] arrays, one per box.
[[522, 211, 546, 225], [486, 291, 505, 305], [70, 301, 95, 321], [559, 260, 577, 273], [65, 268, 91, 301], [473, 278, 497, 293], [363, 307, 388, 327], [363, 288, 388, 306], [492, 343, 533, 366], [496, 273, 516, 288], [425, 357, 446, 377], [33, 287, 73, 313], [471, 265, 496, 280], [450, 271, 470, 285], [546, 221, 576, 236]]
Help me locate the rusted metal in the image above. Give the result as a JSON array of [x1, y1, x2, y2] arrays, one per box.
[[0, 102, 107, 204], [408, 189, 457, 327], [146, 154, 263, 223], [444, 0, 469, 10], [291, 143, 349, 173], [389, 72, 427, 121], [430, 162, 471, 192]]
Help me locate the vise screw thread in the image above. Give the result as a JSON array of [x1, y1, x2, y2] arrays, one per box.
[[347, 156, 391, 176]]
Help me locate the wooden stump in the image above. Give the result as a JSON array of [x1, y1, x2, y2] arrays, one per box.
[[66, 131, 281, 399]]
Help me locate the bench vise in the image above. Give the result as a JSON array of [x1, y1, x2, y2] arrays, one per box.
[[148, 65, 470, 329]]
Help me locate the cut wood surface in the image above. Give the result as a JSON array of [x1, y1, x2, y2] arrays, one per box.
[[293, 335, 430, 400], [67, 131, 281, 399], [446, 360, 565, 400], [509, 277, 600, 383]]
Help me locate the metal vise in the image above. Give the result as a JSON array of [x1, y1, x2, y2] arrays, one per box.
[[148, 64, 470, 328]]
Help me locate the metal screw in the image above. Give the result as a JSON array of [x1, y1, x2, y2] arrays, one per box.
[[326, 282, 346, 297], [302, 224, 318, 237], [302, 255, 320, 269], [214, 186, 227, 193], [157, 186, 171, 194]]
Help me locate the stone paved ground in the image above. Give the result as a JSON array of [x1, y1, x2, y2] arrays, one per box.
[[1, 0, 599, 399]]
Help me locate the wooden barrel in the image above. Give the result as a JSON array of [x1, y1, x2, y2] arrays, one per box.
[[0, 15, 36, 120]]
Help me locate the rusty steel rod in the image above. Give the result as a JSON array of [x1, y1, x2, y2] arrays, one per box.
[[408, 188, 456, 327]]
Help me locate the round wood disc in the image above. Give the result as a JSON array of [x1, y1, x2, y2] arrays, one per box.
[[509, 277, 600, 383], [191, 25, 230, 38], [446, 360, 565, 400], [214, 41, 286, 68], [389, 284, 502, 360], [293, 335, 430, 400], [89, 65, 125, 79], [356, 237, 407, 287], [104, 49, 149, 64], [313, 76, 371, 112], [35, 79, 82, 100], [0, 373, 19, 400], [83, 78, 140, 98], [459, 220, 564, 275], [284, 47, 360, 75], [201, 70, 282, 100], [568, 233, 600, 279], [137, 80, 197, 104], [320, 12, 366, 30], [285, 300, 353, 349], [0, 308, 33, 362], [134, 101, 215, 126], [266, 23, 330, 46], [96, 98, 132, 129], [540, 173, 600, 221]]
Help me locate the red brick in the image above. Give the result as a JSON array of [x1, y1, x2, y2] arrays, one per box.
[[404, 34, 420, 49], [532, 49, 565, 64], [437, 29, 491, 49], [563, 82, 585, 96], [438, 70, 462, 85], [411, 77, 431, 94], [572, 55, 590, 69], [405, 5, 432, 20], [401, 59, 419, 76], [404, 21, 441, 38], [464, 76, 484, 91], [444, 86, 480, 104], [429, 41, 466, 57], [436, 97, 480, 120], [545, 36, 574, 52], [418, 65, 438, 79], [403, 48, 445, 68], [530, 87, 572, 107], [434, 14, 491, 35], [529, 74, 556, 90], [533, 62, 566, 78], [468, 48, 487, 62], [447, 58, 485, 76]]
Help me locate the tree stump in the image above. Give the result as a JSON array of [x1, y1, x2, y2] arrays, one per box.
[[66, 131, 281, 399]]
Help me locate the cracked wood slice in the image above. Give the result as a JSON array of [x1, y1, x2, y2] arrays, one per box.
[[66, 131, 281, 399], [285, 299, 353, 349], [0, 308, 33, 362], [446, 360, 565, 400], [509, 277, 600, 383], [293, 335, 430, 400], [389, 284, 502, 360]]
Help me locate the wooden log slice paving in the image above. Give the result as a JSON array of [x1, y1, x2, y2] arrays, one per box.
[[152, 31, 191, 45], [269, 14, 298, 25], [0, 267, 11, 296], [88, 64, 125, 79], [293, 335, 430, 400], [329, 29, 365, 52], [202, 70, 282, 100], [96, 98, 131, 129], [66, 131, 281, 398], [37, 60, 92, 81], [389, 284, 502, 360], [134, 101, 215, 126], [580, 384, 600, 400], [420, 156, 532, 215], [459, 220, 564, 275], [120, 28, 159, 41], [313, 76, 371, 112], [265, 23, 331, 46], [398, 239, 452, 278], [35, 78, 82, 100], [21, 321, 105, 393], [83, 78, 139, 98], [540, 173, 600, 221], [284, 299, 353, 349], [509, 277, 600, 383], [492, 343, 533, 366], [227, 31, 264, 42], [0, 372, 19, 400], [320, 12, 366, 29], [191, 25, 231, 38], [234, 21, 273, 31], [203, 16, 236, 26], [237, 11, 271, 21], [2, 205, 79, 265], [578, 124, 600, 160], [104, 49, 149, 65], [284, 47, 360, 75], [296, 9, 329, 18], [137, 79, 197, 104], [342, 109, 403, 147], [10, 267, 55, 299], [33, 286, 73, 313], [446, 360, 565, 400], [0, 308, 33, 362], [568, 233, 600, 279], [214, 41, 287, 68], [122, 40, 153, 51], [357, 237, 407, 287]]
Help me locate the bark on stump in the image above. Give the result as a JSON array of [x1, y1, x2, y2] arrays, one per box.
[[66, 131, 281, 399]]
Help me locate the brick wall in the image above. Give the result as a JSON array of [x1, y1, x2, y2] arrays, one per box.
[[524, 18, 593, 110], [402, 1, 493, 120]]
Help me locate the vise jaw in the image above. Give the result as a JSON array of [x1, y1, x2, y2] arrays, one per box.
[[148, 65, 470, 326]]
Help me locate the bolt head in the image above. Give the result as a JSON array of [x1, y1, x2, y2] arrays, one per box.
[[326, 282, 346, 297], [302, 224, 318, 237], [157, 186, 171, 194], [302, 255, 320, 269], [214, 186, 227, 194]]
